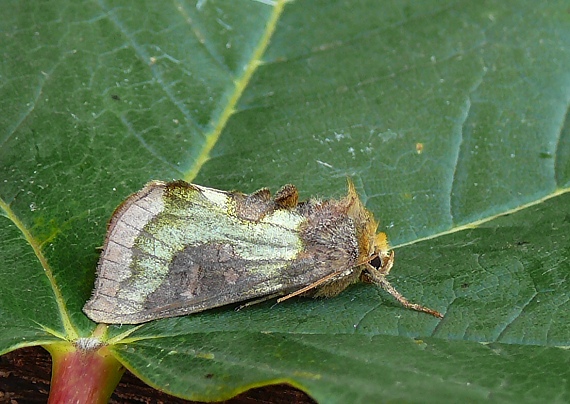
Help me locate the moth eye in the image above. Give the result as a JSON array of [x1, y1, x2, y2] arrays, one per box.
[[369, 255, 382, 269]]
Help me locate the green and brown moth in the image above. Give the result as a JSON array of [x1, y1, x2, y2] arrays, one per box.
[[83, 180, 443, 324]]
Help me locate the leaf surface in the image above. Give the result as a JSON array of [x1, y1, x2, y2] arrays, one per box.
[[1, 0, 569, 402]]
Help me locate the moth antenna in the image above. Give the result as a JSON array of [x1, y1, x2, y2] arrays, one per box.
[[279, 251, 392, 303], [277, 269, 346, 303], [365, 263, 443, 319]]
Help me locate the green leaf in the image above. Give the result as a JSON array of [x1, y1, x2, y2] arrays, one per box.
[[1, 0, 569, 402]]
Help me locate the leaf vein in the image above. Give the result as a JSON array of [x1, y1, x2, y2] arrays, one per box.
[[495, 291, 539, 343], [0, 197, 78, 340], [97, 0, 203, 131], [183, 0, 289, 182], [394, 187, 570, 250], [119, 115, 185, 174], [448, 68, 488, 226]]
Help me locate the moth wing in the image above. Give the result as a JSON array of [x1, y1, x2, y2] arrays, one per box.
[[140, 257, 314, 321], [84, 181, 320, 324]]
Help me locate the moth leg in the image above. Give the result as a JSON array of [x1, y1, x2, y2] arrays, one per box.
[[235, 293, 284, 311], [277, 269, 346, 303], [365, 262, 443, 319]]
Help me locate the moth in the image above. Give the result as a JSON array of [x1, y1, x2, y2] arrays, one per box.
[[83, 180, 443, 324]]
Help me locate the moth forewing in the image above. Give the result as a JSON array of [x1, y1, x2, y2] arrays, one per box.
[[83, 179, 443, 324]]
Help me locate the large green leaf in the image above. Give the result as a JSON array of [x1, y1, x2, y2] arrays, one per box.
[[1, 0, 569, 402]]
